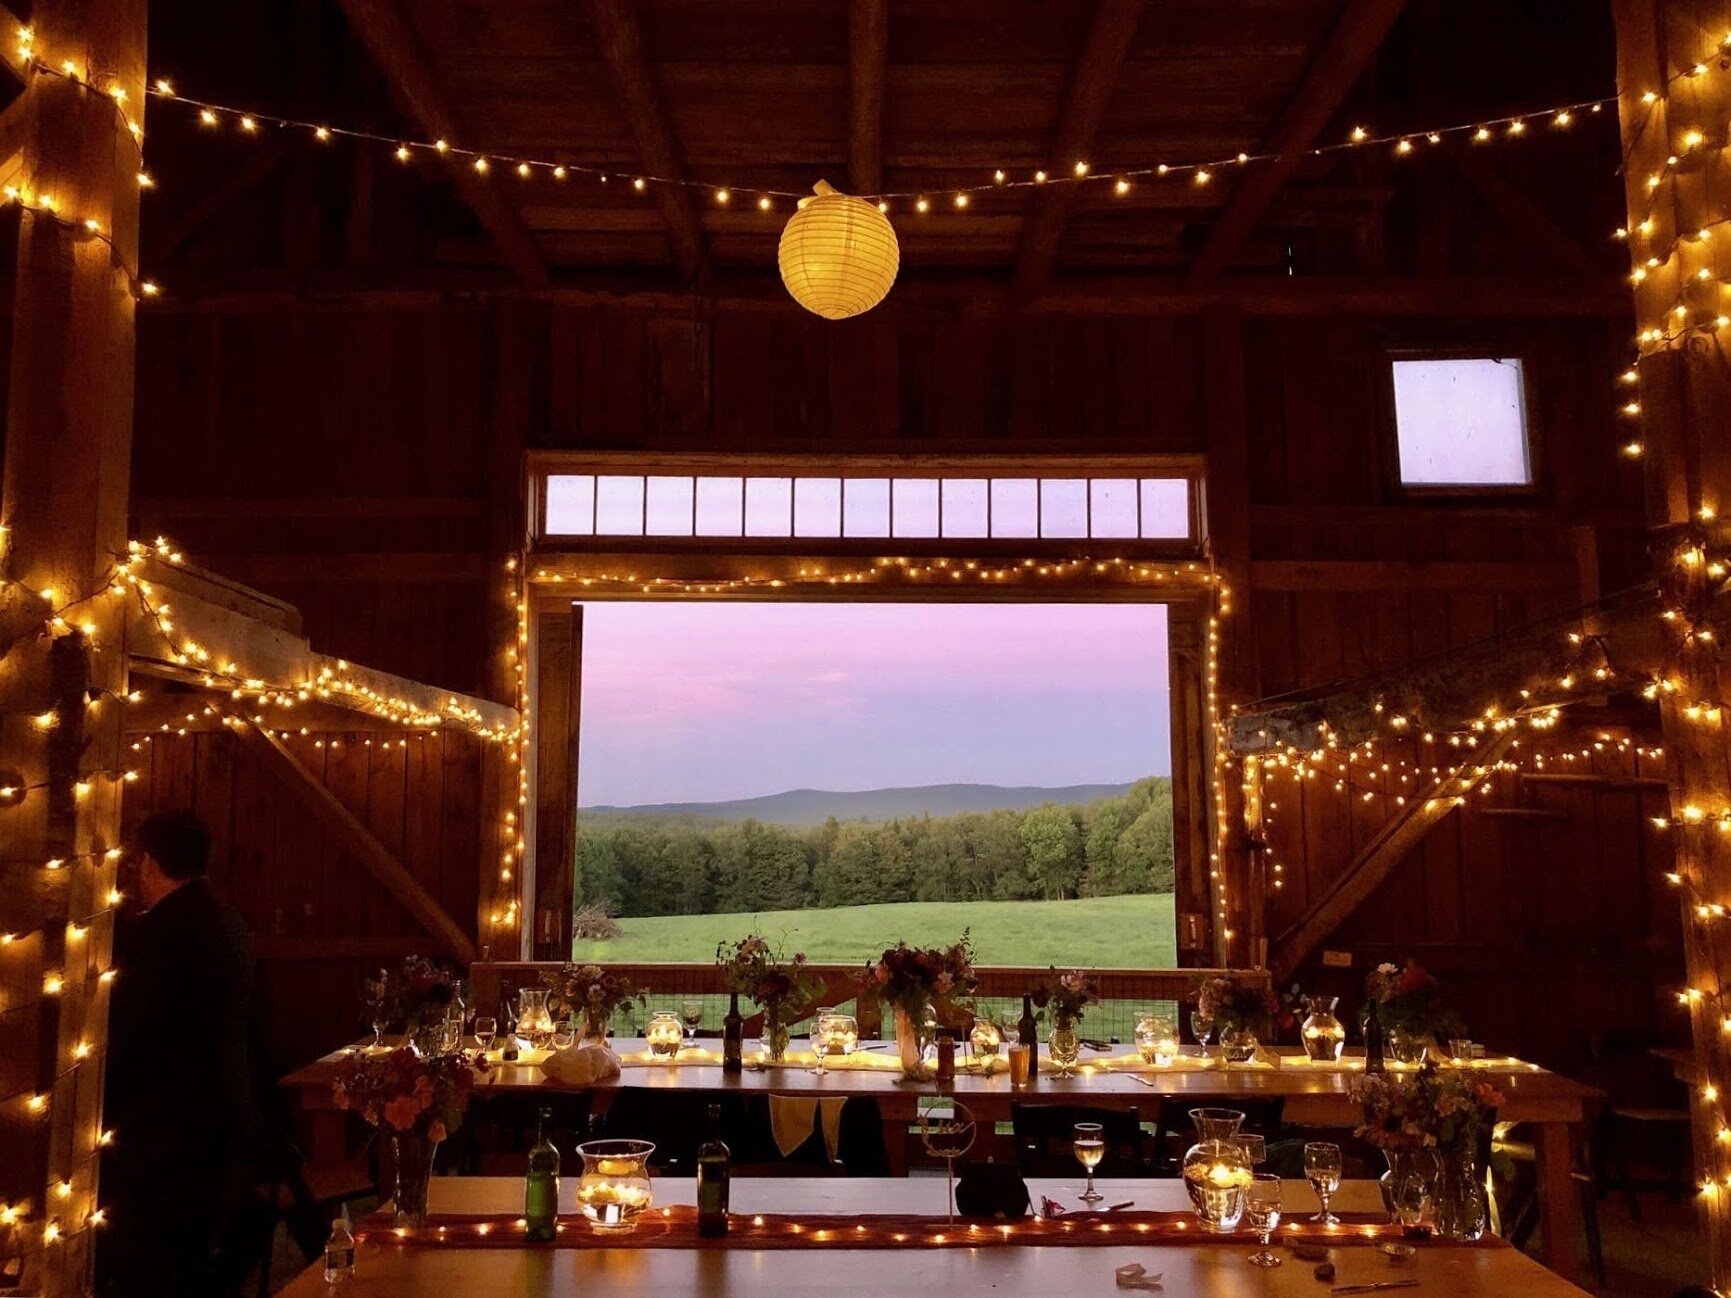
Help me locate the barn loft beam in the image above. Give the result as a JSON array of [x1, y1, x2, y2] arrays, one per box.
[[848, 0, 888, 195], [582, 0, 706, 279], [123, 554, 520, 739], [235, 720, 480, 965], [1267, 729, 1516, 980], [1442, 141, 1597, 275], [336, 0, 549, 287], [1188, 0, 1408, 288], [1228, 581, 1680, 753], [1011, 0, 1145, 297]]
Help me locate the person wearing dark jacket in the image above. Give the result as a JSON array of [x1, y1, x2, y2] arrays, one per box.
[[99, 810, 254, 1298]]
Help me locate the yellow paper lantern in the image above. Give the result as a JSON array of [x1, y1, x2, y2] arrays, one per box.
[[778, 180, 899, 319]]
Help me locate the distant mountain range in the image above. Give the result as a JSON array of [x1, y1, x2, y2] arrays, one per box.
[[580, 781, 1143, 828]]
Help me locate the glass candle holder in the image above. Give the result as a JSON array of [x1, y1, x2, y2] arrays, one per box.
[[576, 1139, 656, 1232], [646, 1012, 683, 1059], [822, 1013, 859, 1058], [1300, 996, 1346, 1062], [968, 1019, 1003, 1066], [1135, 1015, 1179, 1066]]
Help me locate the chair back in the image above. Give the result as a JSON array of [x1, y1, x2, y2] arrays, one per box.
[[1010, 1103, 1148, 1178]]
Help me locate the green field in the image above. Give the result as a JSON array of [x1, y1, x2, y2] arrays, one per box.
[[570, 892, 1176, 968]]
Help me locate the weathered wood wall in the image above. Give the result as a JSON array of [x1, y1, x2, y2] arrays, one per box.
[[115, 298, 1679, 1076]]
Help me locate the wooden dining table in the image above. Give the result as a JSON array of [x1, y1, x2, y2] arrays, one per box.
[[276, 1175, 1593, 1296], [282, 1039, 1600, 1284]]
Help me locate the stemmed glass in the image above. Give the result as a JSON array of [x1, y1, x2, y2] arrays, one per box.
[[1235, 1134, 1267, 1168], [809, 1009, 834, 1076], [368, 1007, 390, 1052], [1304, 1142, 1343, 1224], [1245, 1174, 1283, 1267], [1190, 1009, 1215, 1053], [680, 999, 704, 1050], [1073, 1122, 1106, 1203], [473, 1016, 497, 1057]]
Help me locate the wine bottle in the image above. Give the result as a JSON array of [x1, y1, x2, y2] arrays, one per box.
[[696, 1103, 731, 1238], [1018, 994, 1039, 1079], [1364, 998, 1386, 1076], [501, 997, 519, 1063], [722, 992, 743, 1074], [524, 1106, 560, 1241]]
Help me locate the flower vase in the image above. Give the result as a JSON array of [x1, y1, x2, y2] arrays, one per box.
[[1048, 1019, 1081, 1076], [1300, 995, 1346, 1062], [1379, 1148, 1439, 1222], [390, 1130, 437, 1228], [1433, 1150, 1488, 1241], [894, 1006, 930, 1080], [579, 1011, 612, 1050], [407, 1021, 443, 1058], [1217, 1024, 1258, 1065], [761, 1013, 790, 1064]]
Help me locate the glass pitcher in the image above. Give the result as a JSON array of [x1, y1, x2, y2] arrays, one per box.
[[1181, 1108, 1253, 1231], [516, 987, 555, 1050]]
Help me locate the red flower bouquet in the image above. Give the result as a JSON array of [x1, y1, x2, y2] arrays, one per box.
[[1364, 957, 1464, 1041], [545, 962, 646, 1037], [332, 1046, 482, 1143], [1196, 974, 1279, 1035], [1351, 1062, 1505, 1153], [861, 933, 978, 1021], [1030, 968, 1094, 1029]]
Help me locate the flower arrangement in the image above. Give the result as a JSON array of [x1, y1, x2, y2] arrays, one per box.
[[395, 955, 462, 1029], [1030, 968, 1094, 1029], [861, 932, 978, 1021], [332, 1046, 482, 1143], [716, 935, 827, 1020], [1196, 974, 1279, 1035], [1363, 958, 1464, 1042], [1351, 1062, 1505, 1154], [544, 963, 645, 1037]]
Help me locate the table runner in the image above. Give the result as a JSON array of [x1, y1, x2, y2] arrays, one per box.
[[354, 1205, 1504, 1252]]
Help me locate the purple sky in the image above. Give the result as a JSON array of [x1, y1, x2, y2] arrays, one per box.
[[576, 602, 1170, 806]]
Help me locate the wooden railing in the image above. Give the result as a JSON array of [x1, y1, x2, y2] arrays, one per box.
[[470, 963, 1269, 1043]]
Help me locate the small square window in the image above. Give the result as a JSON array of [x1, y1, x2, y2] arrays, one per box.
[[1140, 479, 1191, 539], [990, 479, 1038, 538], [645, 476, 694, 536], [1089, 479, 1139, 538], [843, 479, 890, 537], [1040, 479, 1088, 538], [595, 476, 645, 535], [744, 478, 793, 536], [695, 477, 744, 535], [941, 479, 989, 538], [794, 478, 842, 537], [892, 479, 939, 538], [1392, 357, 1531, 488]]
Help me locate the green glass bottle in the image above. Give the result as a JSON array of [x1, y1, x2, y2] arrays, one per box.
[[696, 1103, 730, 1238], [524, 1106, 560, 1241]]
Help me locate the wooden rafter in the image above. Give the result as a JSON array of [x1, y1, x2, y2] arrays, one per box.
[[336, 0, 549, 287], [847, 0, 888, 195], [1188, 0, 1408, 288], [1011, 0, 1145, 297], [146, 139, 288, 267], [1442, 141, 1597, 275], [582, 0, 706, 279], [1267, 729, 1516, 979], [236, 720, 479, 964]]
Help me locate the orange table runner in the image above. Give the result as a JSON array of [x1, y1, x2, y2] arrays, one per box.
[[355, 1205, 1504, 1252]]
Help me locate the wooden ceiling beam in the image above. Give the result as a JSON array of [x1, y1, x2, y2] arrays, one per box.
[[336, 0, 549, 287], [1188, 0, 1408, 288], [1442, 140, 1597, 275], [848, 0, 888, 195], [146, 138, 288, 267], [1011, 0, 1146, 297], [582, 0, 706, 279]]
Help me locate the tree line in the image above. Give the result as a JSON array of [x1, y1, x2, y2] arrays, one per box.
[[576, 777, 1174, 918]]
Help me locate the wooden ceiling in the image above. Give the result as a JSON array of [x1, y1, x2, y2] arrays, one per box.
[[136, 0, 1622, 296]]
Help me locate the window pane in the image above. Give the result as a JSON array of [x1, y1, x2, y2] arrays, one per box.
[[1089, 479, 1139, 538], [744, 477, 793, 536], [794, 478, 842, 537], [941, 479, 989, 538], [645, 476, 694, 536], [1040, 478, 1087, 538], [843, 478, 890, 537], [1140, 479, 1191, 538], [892, 479, 939, 537], [695, 477, 744, 535], [1392, 358, 1531, 486], [595, 475, 645, 535], [990, 479, 1038, 538], [544, 474, 595, 535]]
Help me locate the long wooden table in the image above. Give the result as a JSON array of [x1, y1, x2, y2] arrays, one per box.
[[277, 1176, 1591, 1296], [283, 1040, 1600, 1283]]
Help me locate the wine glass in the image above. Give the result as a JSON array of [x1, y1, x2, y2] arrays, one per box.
[[1190, 1009, 1215, 1051], [1073, 1122, 1106, 1203], [680, 998, 704, 1049], [1383, 1173, 1430, 1259], [473, 1016, 497, 1057], [1245, 1174, 1283, 1267], [1304, 1142, 1343, 1224], [809, 1009, 834, 1076], [368, 1008, 389, 1052], [1235, 1133, 1267, 1168], [551, 1018, 577, 1050]]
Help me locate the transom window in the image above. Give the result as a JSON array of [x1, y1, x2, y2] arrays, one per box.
[[541, 472, 1194, 541]]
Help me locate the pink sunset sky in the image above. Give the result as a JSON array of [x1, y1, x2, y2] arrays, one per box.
[[576, 601, 1170, 807]]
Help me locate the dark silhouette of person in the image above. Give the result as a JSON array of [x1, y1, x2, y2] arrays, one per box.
[[99, 809, 254, 1298]]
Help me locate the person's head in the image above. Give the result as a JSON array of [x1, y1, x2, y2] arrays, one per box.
[[130, 809, 212, 908]]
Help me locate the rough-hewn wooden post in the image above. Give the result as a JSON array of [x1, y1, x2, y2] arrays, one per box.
[[1614, 1, 1731, 1287], [0, 0, 145, 1292]]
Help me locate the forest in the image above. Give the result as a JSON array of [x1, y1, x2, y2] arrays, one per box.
[[575, 777, 1175, 918]]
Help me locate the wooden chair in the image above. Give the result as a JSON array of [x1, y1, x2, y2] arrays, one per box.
[[1580, 1030, 1693, 1218], [1009, 1103, 1152, 1179]]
